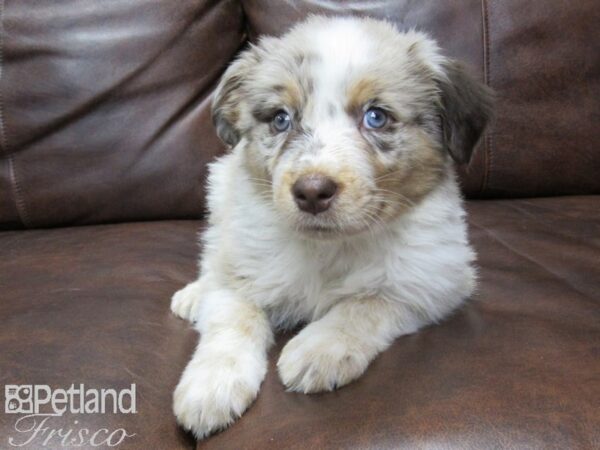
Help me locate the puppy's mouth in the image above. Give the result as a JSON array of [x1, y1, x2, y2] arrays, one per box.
[[296, 223, 338, 236], [274, 177, 389, 238], [294, 203, 383, 238], [295, 219, 378, 239], [295, 192, 395, 239]]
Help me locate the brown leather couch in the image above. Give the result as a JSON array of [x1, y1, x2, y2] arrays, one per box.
[[1, 1, 598, 449]]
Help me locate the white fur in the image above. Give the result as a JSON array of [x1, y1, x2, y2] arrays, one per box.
[[171, 16, 477, 439], [172, 151, 474, 437]]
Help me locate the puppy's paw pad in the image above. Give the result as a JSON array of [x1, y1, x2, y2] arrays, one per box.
[[277, 330, 369, 394], [170, 282, 202, 322]]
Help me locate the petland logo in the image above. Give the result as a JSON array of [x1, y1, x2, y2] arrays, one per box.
[[4, 384, 137, 447]]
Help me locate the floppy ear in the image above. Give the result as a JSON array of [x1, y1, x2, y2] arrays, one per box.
[[436, 61, 494, 164], [211, 47, 260, 148]]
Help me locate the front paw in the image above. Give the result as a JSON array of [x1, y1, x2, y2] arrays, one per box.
[[173, 353, 265, 439], [277, 326, 371, 394], [171, 281, 202, 322]]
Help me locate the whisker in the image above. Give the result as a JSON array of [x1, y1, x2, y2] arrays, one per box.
[[374, 165, 445, 184], [247, 177, 273, 185], [374, 171, 405, 182], [371, 188, 416, 207]]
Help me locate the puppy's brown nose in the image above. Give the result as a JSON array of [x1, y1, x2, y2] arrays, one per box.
[[292, 175, 338, 215]]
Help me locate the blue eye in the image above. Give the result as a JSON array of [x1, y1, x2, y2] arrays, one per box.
[[272, 111, 291, 132], [363, 107, 388, 129]]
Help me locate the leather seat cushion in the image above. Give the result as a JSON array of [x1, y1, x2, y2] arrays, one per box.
[[1, 196, 598, 449]]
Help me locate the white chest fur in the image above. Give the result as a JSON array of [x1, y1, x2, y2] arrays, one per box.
[[200, 150, 476, 330]]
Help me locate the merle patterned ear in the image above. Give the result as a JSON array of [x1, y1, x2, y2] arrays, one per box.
[[211, 47, 260, 148], [437, 62, 494, 164]]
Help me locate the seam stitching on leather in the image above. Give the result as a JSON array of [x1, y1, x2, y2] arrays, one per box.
[[238, 0, 250, 44], [481, 0, 492, 196], [468, 218, 598, 303], [0, 0, 30, 227]]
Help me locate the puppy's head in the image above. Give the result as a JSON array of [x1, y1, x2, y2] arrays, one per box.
[[212, 16, 493, 238]]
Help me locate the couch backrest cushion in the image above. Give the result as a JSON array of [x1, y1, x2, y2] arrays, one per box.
[[243, 0, 600, 199], [0, 0, 242, 229], [1, 1, 598, 229]]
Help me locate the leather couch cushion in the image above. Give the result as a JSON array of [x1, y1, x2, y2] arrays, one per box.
[[1, 197, 598, 449], [0, 0, 242, 229], [2, 1, 599, 230], [0, 221, 199, 449], [243, 0, 600, 198]]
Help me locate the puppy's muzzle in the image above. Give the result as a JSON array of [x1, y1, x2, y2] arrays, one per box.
[[292, 174, 338, 215]]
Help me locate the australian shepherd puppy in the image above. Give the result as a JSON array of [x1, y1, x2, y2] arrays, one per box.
[[171, 16, 493, 439]]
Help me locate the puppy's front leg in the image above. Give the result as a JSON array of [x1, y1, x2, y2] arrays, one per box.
[[278, 297, 416, 394], [173, 288, 273, 439]]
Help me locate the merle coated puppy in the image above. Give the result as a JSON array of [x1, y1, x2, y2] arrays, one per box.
[[171, 16, 493, 439]]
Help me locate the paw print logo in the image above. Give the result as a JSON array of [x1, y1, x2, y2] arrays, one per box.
[[5, 385, 33, 414], [6, 399, 19, 411]]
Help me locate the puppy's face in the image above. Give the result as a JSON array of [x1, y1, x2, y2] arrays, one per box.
[[213, 17, 492, 238]]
